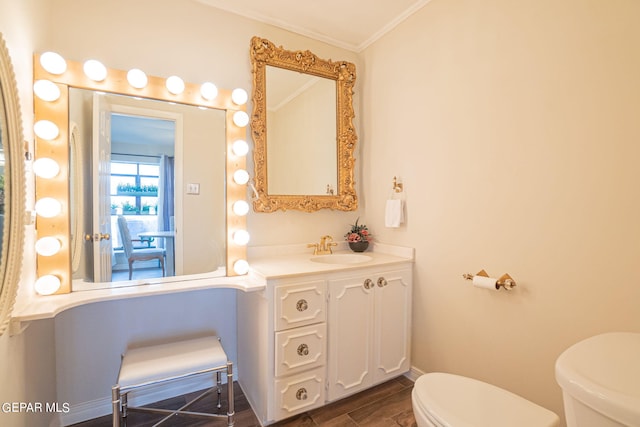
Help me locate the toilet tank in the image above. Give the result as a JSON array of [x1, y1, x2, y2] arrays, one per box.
[[555, 332, 640, 427]]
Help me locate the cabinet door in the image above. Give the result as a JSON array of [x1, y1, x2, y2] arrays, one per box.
[[275, 280, 326, 331], [373, 270, 412, 383], [275, 323, 326, 377], [273, 367, 325, 420], [327, 275, 375, 401]]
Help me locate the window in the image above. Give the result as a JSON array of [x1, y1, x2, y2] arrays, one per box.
[[110, 161, 160, 215]]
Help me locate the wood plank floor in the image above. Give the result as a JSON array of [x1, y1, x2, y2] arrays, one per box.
[[71, 376, 416, 426]]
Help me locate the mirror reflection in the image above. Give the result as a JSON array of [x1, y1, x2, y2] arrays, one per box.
[[69, 89, 227, 290], [33, 53, 248, 295], [266, 66, 337, 195]]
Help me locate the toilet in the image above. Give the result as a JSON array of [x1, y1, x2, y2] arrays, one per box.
[[555, 332, 640, 427], [412, 372, 560, 427]]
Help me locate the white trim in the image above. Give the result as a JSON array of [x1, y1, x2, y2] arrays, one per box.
[[355, 0, 433, 52], [195, 0, 433, 53], [405, 365, 426, 382]]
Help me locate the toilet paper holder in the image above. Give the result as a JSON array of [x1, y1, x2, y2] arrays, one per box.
[[463, 269, 517, 290]]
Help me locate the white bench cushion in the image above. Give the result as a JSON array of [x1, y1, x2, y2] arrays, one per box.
[[118, 336, 228, 389]]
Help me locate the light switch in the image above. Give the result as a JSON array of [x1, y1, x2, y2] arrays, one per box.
[[187, 183, 200, 195]]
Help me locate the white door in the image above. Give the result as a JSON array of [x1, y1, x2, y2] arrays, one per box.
[[327, 275, 375, 401], [373, 270, 412, 383], [91, 93, 113, 282]]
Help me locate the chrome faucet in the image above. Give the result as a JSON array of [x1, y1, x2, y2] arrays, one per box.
[[308, 235, 338, 255]]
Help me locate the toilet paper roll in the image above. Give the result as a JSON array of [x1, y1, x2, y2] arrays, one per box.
[[472, 275, 499, 290]]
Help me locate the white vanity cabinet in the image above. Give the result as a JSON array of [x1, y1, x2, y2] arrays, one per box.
[[238, 277, 328, 424], [238, 249, 412, 425], [327, 268, 412, 401]]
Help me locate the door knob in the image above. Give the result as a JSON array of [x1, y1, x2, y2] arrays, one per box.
[[85, 233, 110, 242]]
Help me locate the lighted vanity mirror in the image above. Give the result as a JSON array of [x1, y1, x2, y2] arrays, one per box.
[[69, 88, 227, 289], [33, 54, 248, 294], [250, 37, 358, 212], [0, 33, 26, 333]]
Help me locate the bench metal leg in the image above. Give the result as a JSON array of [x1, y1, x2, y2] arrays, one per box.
[[122, 393, 128, 418], [111, 386, 121, 427], [227, 361, 235, 427], [217, 371, 222, 408]]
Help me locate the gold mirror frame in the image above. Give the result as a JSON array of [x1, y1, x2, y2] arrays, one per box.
[[250, 37, 358, 212], [0, 33, 26, 334]]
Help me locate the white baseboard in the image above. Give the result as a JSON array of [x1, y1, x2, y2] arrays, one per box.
[[57, 375, 220, 426], [405, 365, 426, 382]]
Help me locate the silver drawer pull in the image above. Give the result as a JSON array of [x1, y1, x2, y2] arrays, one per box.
[[363, 278, 373, 289], [297, 343, 309, 356], [377, 277, 388, 287], [296, 388, 308, 400], [296, 299, 308, 312]]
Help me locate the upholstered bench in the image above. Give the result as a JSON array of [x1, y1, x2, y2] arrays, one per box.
[[112, 336, 234, 426]]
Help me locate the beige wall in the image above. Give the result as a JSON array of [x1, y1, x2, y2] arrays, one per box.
[[362, 0, 640, 423]]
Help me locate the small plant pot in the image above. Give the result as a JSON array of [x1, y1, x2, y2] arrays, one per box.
[[348, 241, 369, 252]]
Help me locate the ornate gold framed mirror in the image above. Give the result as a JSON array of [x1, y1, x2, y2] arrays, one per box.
[[0, 33, 26, 334], [250, 37, 358, 212]]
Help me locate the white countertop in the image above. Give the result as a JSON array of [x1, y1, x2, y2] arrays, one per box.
[[249, 242, 414, 279], [10, 242, 413, 333], [10, 274, 265, 329]]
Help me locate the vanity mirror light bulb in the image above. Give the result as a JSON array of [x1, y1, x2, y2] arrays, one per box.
[[232, 139, 249, 156], [233, 230, 250, 246], [233, 259, 250, 275], [232, 111, 249, 128], [33, 157, 60, 179], [233, 169, 250, 185], [200, 82, 218, 100], [34, 275, 61, 296], [33, 80, 61, 102], [40, 51, 67, 75], [231, 88, 248, 105], [83, 59, 107, 82], [166, 75, 185, 95], [34, 120, 60, 141], [127, 68, 148, 89], [35, 197, 63, 218], [35, 237, 62, 256], [232, 200, 250, 216]]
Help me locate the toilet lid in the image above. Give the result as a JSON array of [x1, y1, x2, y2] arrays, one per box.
[[413, 373, 559, 427]]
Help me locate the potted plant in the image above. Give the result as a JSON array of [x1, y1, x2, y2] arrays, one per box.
[[116, 183, 158, 197], [344, 218, 372, 252]]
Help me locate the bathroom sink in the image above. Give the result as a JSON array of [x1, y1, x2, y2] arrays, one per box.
[[310, 253, 372, 264]]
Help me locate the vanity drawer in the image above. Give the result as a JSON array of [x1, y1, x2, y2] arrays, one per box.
[[273, 367, 325, 420], [274, 280, 326, 331], [275, 323, 326, 377]]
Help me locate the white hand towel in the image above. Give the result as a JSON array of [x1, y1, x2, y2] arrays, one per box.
[[385, 199, 404, 228]]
